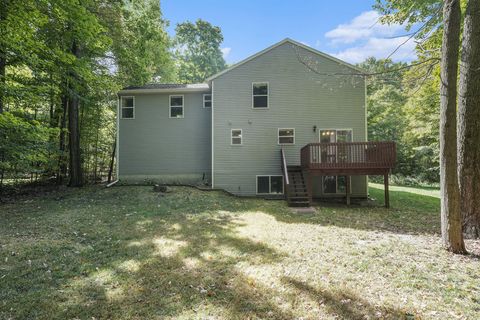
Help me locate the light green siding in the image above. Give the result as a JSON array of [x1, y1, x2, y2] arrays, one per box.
[[212, 42, 367, 197], [118, 92, 211, 184]]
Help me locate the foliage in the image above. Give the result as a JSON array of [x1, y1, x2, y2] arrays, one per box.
[[110, 0, 176, 85], [0, 112, 57, 182], [174, 19, 227, 83]]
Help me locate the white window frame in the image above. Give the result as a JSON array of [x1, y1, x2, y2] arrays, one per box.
[[231, 129, 242, 146], [203, 93, 212, 108], [169, 95, 184, 118], [120, 96, 135, 119], [256, 175, 284, 195], [278, 128, 295, 145], [252, 82, 269, 109]]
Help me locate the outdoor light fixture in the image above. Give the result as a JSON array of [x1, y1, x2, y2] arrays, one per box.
[[313, 125, 317, 132]]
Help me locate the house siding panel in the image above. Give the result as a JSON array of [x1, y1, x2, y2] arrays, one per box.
[[212, 42, 367, 197], [118, 92, 211, 184]]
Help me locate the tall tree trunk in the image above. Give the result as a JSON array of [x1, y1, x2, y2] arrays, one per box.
[[57, 93, 68, 184], [0, 0, 6, 114], [107, 137, 116, 183], [439, 0, 466, 253], [67, 40, 83, 187], [458, 0, 480, 239]]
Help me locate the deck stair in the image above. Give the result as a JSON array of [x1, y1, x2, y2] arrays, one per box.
[[286, 165, 310, 207], [281, 148, 311, 207]]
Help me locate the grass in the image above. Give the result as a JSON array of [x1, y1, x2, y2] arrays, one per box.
[[1, 184, 479, 319]]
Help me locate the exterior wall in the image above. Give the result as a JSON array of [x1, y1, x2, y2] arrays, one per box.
[[118, 92, 211, 184], [212, 42, 367, 197]]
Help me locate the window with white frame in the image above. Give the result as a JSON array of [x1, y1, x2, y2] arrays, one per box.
[[278, 128, 295, 144], [203, 94, 212, 108], [169, 95, 184, 118], [231, 129, 242, 145], [252, 82, 268, 108], [120, 96, 134, 119], [257, 176, 283, 194]]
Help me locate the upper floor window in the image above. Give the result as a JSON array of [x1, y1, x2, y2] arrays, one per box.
[[278, 128, 295, 144], [170, 95, 184, 118], [252, 82, 268, 108], [121, 96, 135, 119], [231, 129, 242, 145], [203, 94, 212, 108]]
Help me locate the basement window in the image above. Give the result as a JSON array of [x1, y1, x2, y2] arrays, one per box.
[[252, 82, 268, 108], [203, 94, 212, 108], [170, 95, 184, 118], [231, 129, 242, 145], [278, 128, 295, 144], [256, 176, 283, 194], [120, 96, 135, 119]]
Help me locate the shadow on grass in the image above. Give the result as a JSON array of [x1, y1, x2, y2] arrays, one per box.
[[0, 189, 293, 319], [0, 185, 440, 319], [282, 277, 412, 320], [263, 185, 441, 236]]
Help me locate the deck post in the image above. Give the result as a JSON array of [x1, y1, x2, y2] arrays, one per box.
[[384, 173, 389, 208], [345, 175, 350, 205], [307, 170, 313, 205]]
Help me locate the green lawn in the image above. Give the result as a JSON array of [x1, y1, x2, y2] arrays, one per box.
[[1, 184, 479, 319]]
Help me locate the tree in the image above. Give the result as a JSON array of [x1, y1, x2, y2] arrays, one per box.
[[110, 0, 175, 86], [439, 0, 466, 253], [174, 19, 227, 83], [457, 0, 480, 238]]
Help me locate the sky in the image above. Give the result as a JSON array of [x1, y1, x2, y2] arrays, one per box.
[[162, 0, 417, 65]]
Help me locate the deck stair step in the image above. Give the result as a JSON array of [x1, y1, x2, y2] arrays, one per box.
[[281, 150, 311, 207], [286, 166, 310, 207]]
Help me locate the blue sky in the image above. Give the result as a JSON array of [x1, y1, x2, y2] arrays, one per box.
[[162, 0, 417, 65]]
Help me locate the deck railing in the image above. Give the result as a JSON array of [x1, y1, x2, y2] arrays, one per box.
[[300, 141, 396, 170]]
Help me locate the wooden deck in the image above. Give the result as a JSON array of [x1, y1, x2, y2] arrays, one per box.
[[282, 142, 396, 207]]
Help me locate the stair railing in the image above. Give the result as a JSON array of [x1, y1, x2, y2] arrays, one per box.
[[280, 148, 290, 202]]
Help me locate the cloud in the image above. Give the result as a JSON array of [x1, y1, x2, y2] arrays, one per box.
[[330, 36, 417, 64], [324, 10, 417, 63], [221, 47, 231, 59], [325, 11, 404, 44]]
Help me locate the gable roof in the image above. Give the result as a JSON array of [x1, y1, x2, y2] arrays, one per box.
[[207, 38, 365, 82]]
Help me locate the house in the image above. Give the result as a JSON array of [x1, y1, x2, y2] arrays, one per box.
[[117, 38, 396, 206]]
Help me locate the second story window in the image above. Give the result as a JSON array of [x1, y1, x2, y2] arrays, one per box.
[[252, 82, 268, 108], [121, 96, 135, 119], [170, 95, 184, 118], [231, 129, 242, 145], [203, 94, 212, 108], [278, 128, 295, 144]]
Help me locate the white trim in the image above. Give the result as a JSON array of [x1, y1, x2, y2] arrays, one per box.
[[230, 129, 243, 146], [116, 96, 120, 178], [207, 38, 364, 81], [203, 93, 212, 108], [255, 175, 284, 195], [364, 76, 369, 194], [211, 81, 215, 188], [169, 94, 184, 118], [252, 82, 269, 109], [118, 84, 210, 95], [120, 96, 135, 119], [277, 128, 295, 145]]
